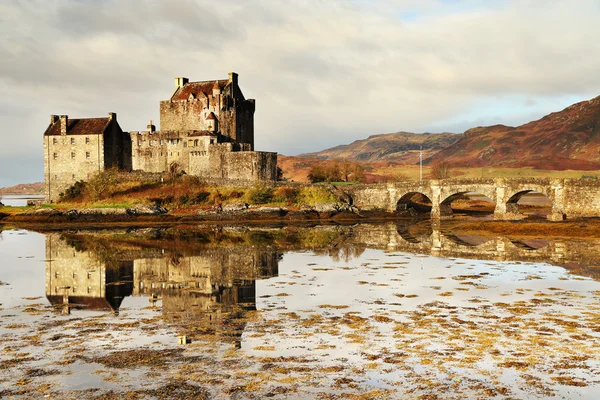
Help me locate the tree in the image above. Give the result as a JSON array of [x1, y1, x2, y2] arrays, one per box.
[[430, 161, 451, 179]]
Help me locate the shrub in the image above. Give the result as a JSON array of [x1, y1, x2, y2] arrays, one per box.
[[297, 187, 336, 206], [246, 187, 273, 204], [273, 187, 299, 204], [194, 191, 210, 204], [59, 180, 86, 202], [178, 194, 189, 206], [229, 190, 244, 199]]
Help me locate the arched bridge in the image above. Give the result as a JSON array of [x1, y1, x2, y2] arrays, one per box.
[[345, 178, 600, 221]]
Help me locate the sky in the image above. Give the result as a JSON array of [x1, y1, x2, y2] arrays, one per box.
[[1, 0, 600, 187]]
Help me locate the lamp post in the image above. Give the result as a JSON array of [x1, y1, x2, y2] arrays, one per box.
[[419, 146, 423, 182]]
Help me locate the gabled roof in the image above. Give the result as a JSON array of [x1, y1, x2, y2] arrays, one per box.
[[172, 79, 229, 101], [46, 295, 123, 311], [206, 112, 217, 121], [44, 118, 110, 136]]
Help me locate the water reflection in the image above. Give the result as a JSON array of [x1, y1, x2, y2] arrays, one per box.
[[1, 224, 599, 398], [44, 232, 280, 342]]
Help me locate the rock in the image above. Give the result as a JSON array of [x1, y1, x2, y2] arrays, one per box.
[[222, 203, 248, 213], [126, 205, 168, 215], [33, 208, 63, 216], [285, 209, 320, 220], [314, 202, 355, 213], [77, 208, 128, 215], [27, 200, 44, 207], [247, 207, 287, 217]]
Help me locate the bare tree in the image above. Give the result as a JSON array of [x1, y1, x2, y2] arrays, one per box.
[[430, 161, 451, 179], [87, 169, 118, 200]]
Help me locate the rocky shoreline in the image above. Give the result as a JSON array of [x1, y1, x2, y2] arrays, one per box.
[[0, 202, 400, 227]]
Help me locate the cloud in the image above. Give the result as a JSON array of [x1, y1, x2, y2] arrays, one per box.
[[1, 0, 600, 185]]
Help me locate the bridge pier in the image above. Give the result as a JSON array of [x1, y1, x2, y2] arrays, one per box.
[[548, 181, 567, 221]]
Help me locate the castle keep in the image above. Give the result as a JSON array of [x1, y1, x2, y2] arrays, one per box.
[[43, 72, 277, 202]]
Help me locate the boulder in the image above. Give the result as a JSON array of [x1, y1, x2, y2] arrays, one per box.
[[79, 208, 128, 215], [247, 207, 287, 217], [222, 203, 248, 213], [127, 205, 168, 215]]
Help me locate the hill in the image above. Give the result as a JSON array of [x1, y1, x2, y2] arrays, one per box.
[[301, 131, 461, 163], [429, 96, 600, 170], [0, 182, 44, 195]]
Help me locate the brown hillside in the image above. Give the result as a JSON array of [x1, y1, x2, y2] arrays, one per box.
[[301, 131, 461, 163], [0, 182, 44, 195], [429, 96, 600, 170]]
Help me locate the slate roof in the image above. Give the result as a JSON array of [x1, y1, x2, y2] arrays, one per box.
[[44, 118, 110, 136], [171, 79, 229, 101]]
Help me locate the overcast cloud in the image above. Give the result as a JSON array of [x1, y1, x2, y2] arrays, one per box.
[[1, 0, 600, 186]]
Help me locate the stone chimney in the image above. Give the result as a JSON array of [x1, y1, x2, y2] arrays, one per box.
[[50, 115, 59, 124], [175, 77, 189, 89], [108, 112, 116, 121], [59, 115, 68, 135], [147, 120, 156, 132]]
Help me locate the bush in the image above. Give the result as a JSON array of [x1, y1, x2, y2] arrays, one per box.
[[297, 187, 336, 206], [272, 187, 299, 204], [246, 187, 273, 204], [229, 191, 244, 199], [194, 191, 210, 204], [59, 180, 86, 202]]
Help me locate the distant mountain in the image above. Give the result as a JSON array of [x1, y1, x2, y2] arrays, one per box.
[[301, 131, 461, 163], [428, 96, 600, 170], [0, 182, 44, 195]]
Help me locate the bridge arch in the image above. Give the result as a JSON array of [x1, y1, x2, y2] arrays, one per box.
[[396, 192, 432, 216], [439, 191, 495, 218], [506, 190, 552, 219]]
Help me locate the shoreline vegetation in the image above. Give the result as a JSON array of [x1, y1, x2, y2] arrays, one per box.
[[2, 170, 600, 239]]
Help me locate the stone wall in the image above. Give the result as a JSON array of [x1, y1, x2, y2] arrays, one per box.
[[130, 131, 277, 182], [44, 133, 104, 202], [345, 178, 600, 221]]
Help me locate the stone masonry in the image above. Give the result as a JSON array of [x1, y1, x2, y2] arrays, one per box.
[[43, 113, 131, 202], [346, 177, 600, 221], [43, 72, 277, 203]]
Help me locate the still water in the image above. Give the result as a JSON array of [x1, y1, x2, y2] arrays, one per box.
[[0, 224, 598, 399]]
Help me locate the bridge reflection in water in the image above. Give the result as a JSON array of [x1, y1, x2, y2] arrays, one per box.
[[43, 223, 600, 339]]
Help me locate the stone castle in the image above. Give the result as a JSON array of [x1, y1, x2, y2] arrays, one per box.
[[43, 72, 277, 202]]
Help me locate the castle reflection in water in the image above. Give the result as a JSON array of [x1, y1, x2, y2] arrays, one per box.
[[44, 232, 280, 343]]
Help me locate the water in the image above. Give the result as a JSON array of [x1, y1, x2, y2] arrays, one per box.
[[0, 194, 45, 207], [0, 223, 599, 399]]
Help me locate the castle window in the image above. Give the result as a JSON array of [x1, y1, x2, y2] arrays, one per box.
[[72, 174, 75, 179], [149, 140, 153, 146], [53, 153, 58, 160], [87, 287, 91, 294], [160, 140, 164, 145], [53, 138, 57, 144], [184, 142, 187, 148], [87, 272, 92, 279], [72, 286, 76, 293], [138, 140, 142, 146], [71, 138, 75, 145], [85, 137, 90, 144], [73, 272, 77, 278], [86, 152, 90, 159], [71, 152, 75, 159], [194, 140, 198, 147]]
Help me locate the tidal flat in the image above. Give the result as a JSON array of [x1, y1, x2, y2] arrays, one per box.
[[0, 224, 599, 399]]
